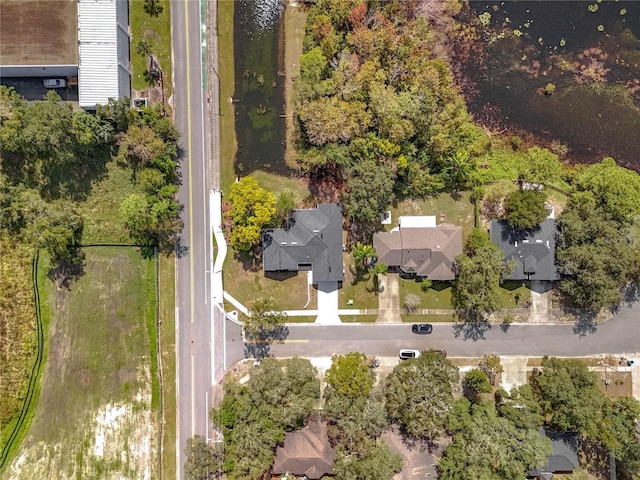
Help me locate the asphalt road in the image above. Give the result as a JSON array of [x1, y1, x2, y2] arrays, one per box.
[[171, 0, 214, 477], [257, 302, 640, 360]]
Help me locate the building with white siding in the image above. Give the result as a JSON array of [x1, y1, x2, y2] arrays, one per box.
[[0, 0, 131, 109], [78, 0, 131, 110]]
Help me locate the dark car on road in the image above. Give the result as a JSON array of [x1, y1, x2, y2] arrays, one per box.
[[412, 324, 433, 334]]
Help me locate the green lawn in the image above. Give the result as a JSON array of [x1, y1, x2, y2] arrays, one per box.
[[158, 254, 176, 479], [223, 253, 316, 311], [401, 313, 458, 322], [398, 277, 530, 310], [388, 191, 476, 240], [339, 260, 380, 310], [130, 0, 172, 95], [3, 247, 159, 480], [251, 170, 310, 207], [218, 0, 237, 194]]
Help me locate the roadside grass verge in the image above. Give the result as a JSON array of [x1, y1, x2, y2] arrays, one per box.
[[218, 0, 237, 194], [3, 247, 158, 480], [400, 313, 458, 322], [159, 254, 176, 479], [130, 0, 172, 95], [389, 191, 475, 239], [0, 249, 51, 473]]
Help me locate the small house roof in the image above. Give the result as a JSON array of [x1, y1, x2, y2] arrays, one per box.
[[490, 219, 560, 281], [528, 429, 579, 478], [272, 421, 334, 480]]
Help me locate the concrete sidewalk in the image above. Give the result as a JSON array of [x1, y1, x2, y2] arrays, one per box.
[[210, 189, 226, 305]]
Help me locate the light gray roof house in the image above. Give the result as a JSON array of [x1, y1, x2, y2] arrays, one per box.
[[262, 203, 343, 283], [490, 219, 560, 281]]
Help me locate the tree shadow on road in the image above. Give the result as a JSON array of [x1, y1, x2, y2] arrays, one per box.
[[572, 310, 598, 337], [452, 321, 491, 341], [243, 325, 290, 359]]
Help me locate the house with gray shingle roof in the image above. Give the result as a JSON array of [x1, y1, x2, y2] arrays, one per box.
[[527, 428, 579, 479], [262, 203, 343, 283], [490, 219, 560, 281], [373, 217, 462, 281]]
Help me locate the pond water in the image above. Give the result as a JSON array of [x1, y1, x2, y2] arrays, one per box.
[[233, 0, 293, 177], [463, 1, 640, 169]]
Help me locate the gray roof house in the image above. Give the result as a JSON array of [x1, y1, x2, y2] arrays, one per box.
[[373, 218, 462, 281], [527, 429, 579, 479], [490, 219, 560, 281], [272, 420, 334, 480], [262, 203, 343, 283]]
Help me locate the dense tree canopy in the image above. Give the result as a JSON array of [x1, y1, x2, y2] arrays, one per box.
[[184, 435, 223, 480], [295, 0, 486, 230], [215, 358, 320, 479], [530, 357, 606, 439], [325, 352, 374, 399], [385, 350, 459, 440], [556, 192, 640, 309], [440, 401, 551, 480], [452, 234, 515, 321], [503, 189, 548, 230], [334, 438, 402, 480], [575, 157, 640, 222]]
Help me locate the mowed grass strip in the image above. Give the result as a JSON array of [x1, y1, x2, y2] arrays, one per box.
[[4, 247, 158, 480], [218, 0, 237, 194], [130, 0, 172, 95], [159, 254, 176, 479]]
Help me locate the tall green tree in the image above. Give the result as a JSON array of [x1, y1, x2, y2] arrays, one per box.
[[521, 146, 563, 184], [503, 189, 548, 230], [452, 242, 515, 321], [326, 352, 374, 399], [529, 357, 606, 439], [576, 157, 640, 222], [352, 242, 377, 268], [385, 350, 460, 440], [333, 438, 403, 480], [245, 297, 287, 338], [225, 176, 276, 251]]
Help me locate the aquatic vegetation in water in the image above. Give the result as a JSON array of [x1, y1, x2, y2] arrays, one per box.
[[544, 83, 556, 95], [620, 9, 627, 16], [513, 29, 523, 37], [588, 4, 599, 13], [479, 11, 491, 27], [597, 25, 605, 32], [572, 47, 610, 83]]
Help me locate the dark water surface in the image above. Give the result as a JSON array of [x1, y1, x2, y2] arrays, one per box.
[[465, 1, 640, 168], [233, 0, 292, 177]]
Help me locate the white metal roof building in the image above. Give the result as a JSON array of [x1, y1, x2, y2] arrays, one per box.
[[78, 0, 131, 110]]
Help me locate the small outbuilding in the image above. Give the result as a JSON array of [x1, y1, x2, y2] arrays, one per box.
[[527, 428, 579, 479]]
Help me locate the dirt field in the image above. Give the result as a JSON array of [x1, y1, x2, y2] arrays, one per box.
[[0, 0, 78, 65], [3, 247, 158, 480]]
